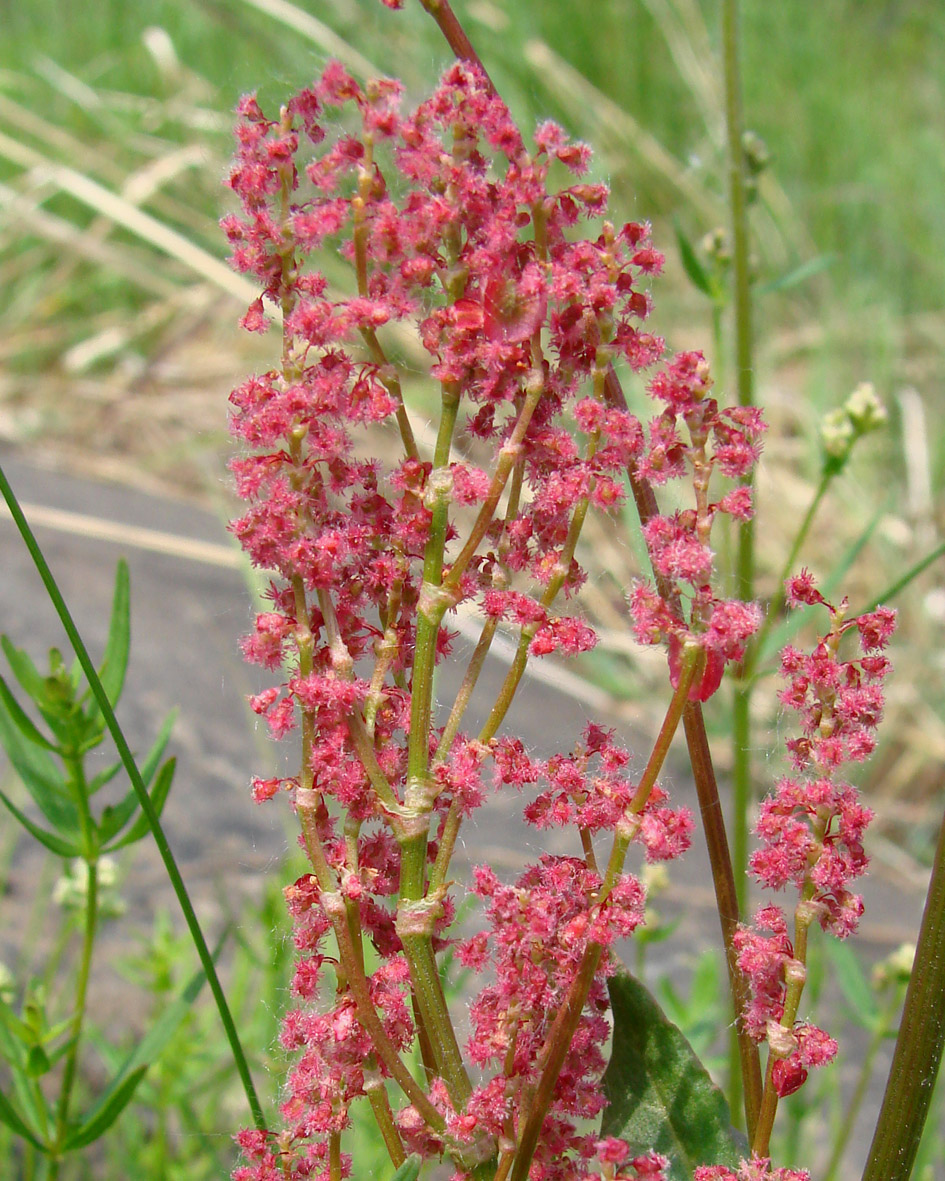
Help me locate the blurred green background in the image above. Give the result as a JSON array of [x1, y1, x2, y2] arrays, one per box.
[[0, 0, 943, 840]]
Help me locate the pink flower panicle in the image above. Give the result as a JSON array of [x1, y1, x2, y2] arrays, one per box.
[[225, 60, 700, 1181], [628, 351, 766, 701], [226, 59, 664, 757], [734, 576, 895, 1097]]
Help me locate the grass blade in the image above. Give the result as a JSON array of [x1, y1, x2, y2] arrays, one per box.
[[0, 460, 267, 1132]]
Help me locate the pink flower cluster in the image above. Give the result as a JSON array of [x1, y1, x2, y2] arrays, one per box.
[[224, 58, 720, 1181], [627, 352, 765, 700], [734, 575, 895, 1095], [695, 1159, 810, 1181], [225, 60, 664, 725]]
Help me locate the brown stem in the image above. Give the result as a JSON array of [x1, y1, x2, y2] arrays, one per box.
[[417, 0, 497, 90], [683, 701, 762, 1133]]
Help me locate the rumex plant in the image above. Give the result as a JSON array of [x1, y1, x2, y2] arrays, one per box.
[[221, 6, 911, 1181]]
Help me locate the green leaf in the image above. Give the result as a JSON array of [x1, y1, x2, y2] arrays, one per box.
[[0, 691, 79, 834], [601, 970, 741, 1179], [66, 930, 222, 1152], [390, 1154, 422, 1181], [92, 560, 131, 714], [62, 1065, 147, 1150], [0, 997, 32, 1059], [87, 760, 122, 795], [673, 221, 715, 299], [137, 709, 177, 788], [102, 756, 175, 851], [0, 788, 81, 857], [98, 710, 176, 843], [0, 1005, 52, 1141], [755, 252, 836, 296], [824, 940, 880, 1030], [0, 1083, 44, 1149], [856, 539, 945, 616], [0, 676, 56, 751], [0, 636, 46, 703], [25, 1044, 52, 1078]]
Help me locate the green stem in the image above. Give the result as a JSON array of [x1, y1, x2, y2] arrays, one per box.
[[823, 988, 902, 1181], [365, 1066, 407, 1167], [722, 0, 754, 423], [722, 0, 764, 1136], [862, 803, 945, 1181], [49, 859, 98, 1176], [0, 461, 266, 1132], [397, 383, 472, 1104], [296, 794, 445, 1129]]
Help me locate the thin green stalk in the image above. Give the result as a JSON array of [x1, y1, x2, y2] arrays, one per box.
[[48, 860, 98, 1178], [862, 803, 945, 1181], [822, 988, 902, 1181], [749, 474, 830, 672], [0, 461, 266, 1132], [722, 0, 755, 421], [365, 1063, 407, 1167], [296, 794, 445, 1129], [722, 0, 761, 1133], [396, 381, 472, 1105]]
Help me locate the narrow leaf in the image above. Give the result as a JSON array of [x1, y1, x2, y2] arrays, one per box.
[[0, 696, 78, 835], [0, 676, 56, 750], [62, 1065, 147, 1150], [87, 759, 122, 795], [823, 939, 881, 1031], [0, 788, 81, 856], [137, 709, 178, 789], [0, 636, 46, 703], [673, 221, 715, 298], [25, 1044, 52, 1078], [98, 713, 176, 842], [95, 560, 131, 710], [755, 252, 836, 296], [0, 999, 32, 1061], [102, 756, 175, 851], [601, 970, 741, 1179], [0, 1083, 44, 1148], [390, 1154, 423, 1181]]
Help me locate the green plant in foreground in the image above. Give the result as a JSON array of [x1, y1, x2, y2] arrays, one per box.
[[0, 559, 200, 1179]]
